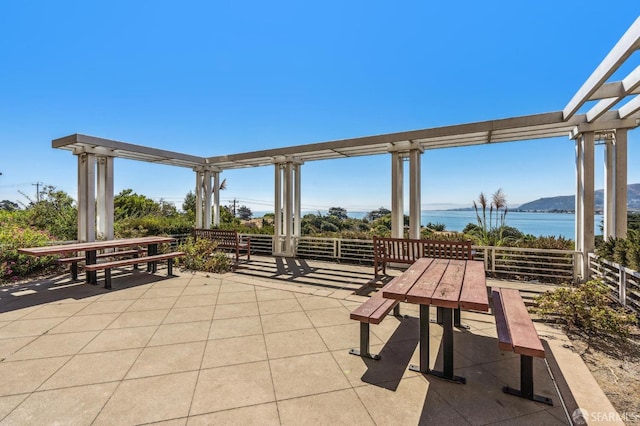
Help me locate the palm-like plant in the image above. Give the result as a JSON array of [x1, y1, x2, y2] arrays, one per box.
[[470, 188, 515, 246]]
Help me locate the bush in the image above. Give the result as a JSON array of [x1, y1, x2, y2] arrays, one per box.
[[115, 215, 194, 238], [534, 279, 637, 341], [176, 237, 233, 274], [0, 212, 59, 282]]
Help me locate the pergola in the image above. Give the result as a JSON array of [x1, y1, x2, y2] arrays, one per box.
[[53, 17, 640, 280]]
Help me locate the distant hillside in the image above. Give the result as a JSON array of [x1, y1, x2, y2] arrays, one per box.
[[516, 183, 640, 212]]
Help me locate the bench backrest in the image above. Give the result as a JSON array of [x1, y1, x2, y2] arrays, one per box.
[[193, 228, 239, 246], [373, 237, 472, 262]]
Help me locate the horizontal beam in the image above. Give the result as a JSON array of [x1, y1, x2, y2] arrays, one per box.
[[53, 134, 208, 167], [563, 17, 640, 120]]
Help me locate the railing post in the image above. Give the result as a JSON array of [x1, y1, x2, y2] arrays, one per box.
[[335, 239, 340, 259], [619, 266, 627, 306], [491, 247, 496, 273]]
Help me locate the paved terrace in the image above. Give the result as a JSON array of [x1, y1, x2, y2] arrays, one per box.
[[0, 256, 622, 425]]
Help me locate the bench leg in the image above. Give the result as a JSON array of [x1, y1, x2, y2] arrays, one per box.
[[71, 262, 78, 281], [133, 253, 139, 270], [502, 355, 553, 406], [167, 258, 173, 276], [104, 268, 112, 290], [453, 308, 470, 329], [436, 306, 443, 324], [393, 303, 401, 317], [349, 322, 381, 360]]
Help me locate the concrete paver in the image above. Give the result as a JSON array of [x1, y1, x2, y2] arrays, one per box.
[[0, 256, 619, 425]]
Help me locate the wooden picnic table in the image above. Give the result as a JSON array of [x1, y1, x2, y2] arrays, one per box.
[[18, 236, 176, 284], [383, 257, 489, 384]]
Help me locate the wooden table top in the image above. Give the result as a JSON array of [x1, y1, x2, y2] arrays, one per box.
[[17, 236, 176, 256], [382, 258, 489, 311]]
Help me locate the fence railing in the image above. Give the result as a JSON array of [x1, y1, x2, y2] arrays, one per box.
[[236, 234, 578, 283], [588, 253, 640, 313]]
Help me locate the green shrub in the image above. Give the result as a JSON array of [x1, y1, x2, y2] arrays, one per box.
[[115, 215, 194, 238], [534, 279, 637, 341], [176, 237, 233, 274], [0, 212, 59, 282]]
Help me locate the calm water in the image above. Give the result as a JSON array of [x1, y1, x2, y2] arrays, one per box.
[[348, 210, 603, 239]]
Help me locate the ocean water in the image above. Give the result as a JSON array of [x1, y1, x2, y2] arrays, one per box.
[[348, 210, 602, 238], [256, 210, 602, 239]]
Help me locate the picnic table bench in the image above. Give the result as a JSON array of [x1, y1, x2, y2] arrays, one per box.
[[373, 237, 472, 277], [492, 288, 553, 405], [193, 228, 251, 264], [57, 249, 145, 281], [349, 288, 402, 360], [84, 251, 185, 289]]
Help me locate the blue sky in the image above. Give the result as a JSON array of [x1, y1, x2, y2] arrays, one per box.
[[1, 1, 638, 214]]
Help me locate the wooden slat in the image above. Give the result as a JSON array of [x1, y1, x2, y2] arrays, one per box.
[[382, 258, 433, 301], [492, 289, 514, 352], [350, 291, 388, 323], [430, 260, 465, 308], [500, 288, 545, 358], [57, 249, 144, 264], [459, 260, 489, 312], [406, 259, 449, 304], [369, 298, 400, 325]]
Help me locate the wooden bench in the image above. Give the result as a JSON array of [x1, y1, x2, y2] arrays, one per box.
[[57, 249, 145, 281], [373, 237, 472, 277], [492, 288, 553, 405], [84, 251, 185, 289], [193, 228, 251, 264], [349, 289, 401, 360]]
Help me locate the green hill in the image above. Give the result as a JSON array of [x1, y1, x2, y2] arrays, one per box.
[[516, 183, 640, 212]]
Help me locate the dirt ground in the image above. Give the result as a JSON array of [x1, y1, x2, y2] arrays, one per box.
[[566, 326, 640, 424]]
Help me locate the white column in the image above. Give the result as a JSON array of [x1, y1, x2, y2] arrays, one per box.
[[408, 149, 422, 239], [283, 162, 294, 256], [391, 151, 404, 238], [96, 156, 114, 240], [77, 153, 96, 242], [615, 129, 628, 238], [604, 138, 616, 238], [293, 163, 301, 251], [195, 170, 203, 229], [213, 171, 221, 226], [580, 132, 596, 280], [273, 164, 282, 254], [575, 139, 583, 273], [203, 170, 212, 228]]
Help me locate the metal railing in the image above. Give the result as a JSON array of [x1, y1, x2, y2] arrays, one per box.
[[589, 253, 640, 313], [237, 234, 578, 283]]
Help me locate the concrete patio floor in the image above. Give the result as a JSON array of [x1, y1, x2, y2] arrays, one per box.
[[0, 256, 623, 425]]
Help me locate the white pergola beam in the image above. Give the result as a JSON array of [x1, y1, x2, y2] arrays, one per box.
[[563, 16, 640, 120], [619, 96, 640, 118]]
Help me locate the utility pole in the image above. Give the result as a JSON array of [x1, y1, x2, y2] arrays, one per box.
[[232, 198, 238, 217], [32, 182, 43, 202]]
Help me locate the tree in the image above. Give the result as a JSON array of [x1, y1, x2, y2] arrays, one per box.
[[182, 191, 196, 214], [21, 185, 77, 240], [366, 207, 391, 221], [328, 207, 348, 220], [0, 200, 19, 211], [114, 189, 161, 221], [237, 205, 253, 220]]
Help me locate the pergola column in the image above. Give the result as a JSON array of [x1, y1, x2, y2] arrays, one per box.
[[273, 159, 302, 257], [195, 170, 204, 229], [575, 131, 595, 280], [614, 129, 628, 238], [390, 152, 404, 238], [604, 136, 615, 238], [77, 153, 96, 242], [96, 156, 114, 240], [203, 169, 212, 228], [213, 171, 221, 226], [390, 144, 423, 239]]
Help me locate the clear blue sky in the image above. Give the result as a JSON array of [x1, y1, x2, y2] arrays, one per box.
[[1, 1, 638, 214]]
